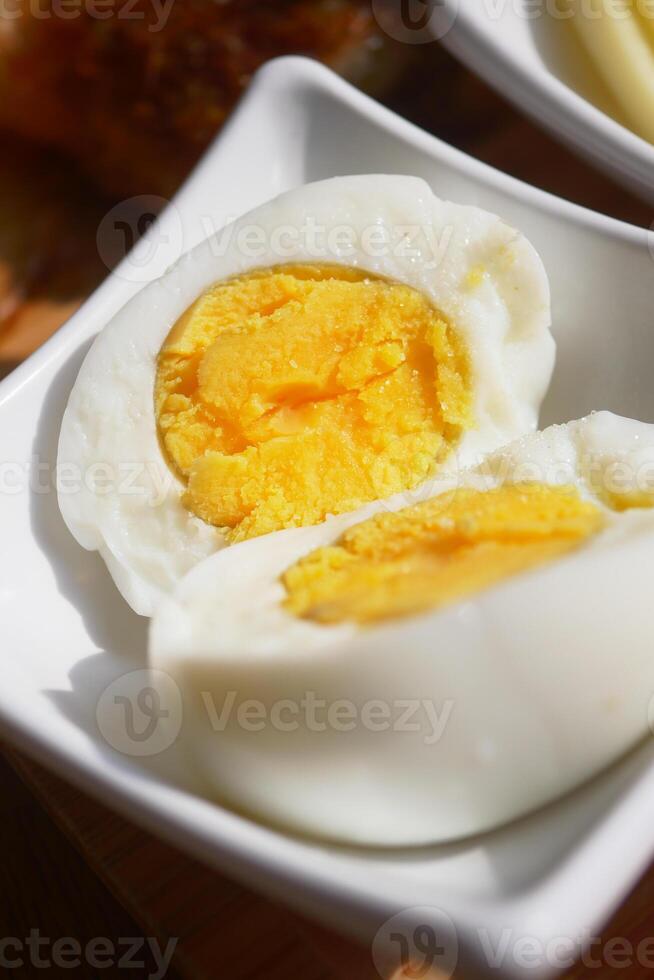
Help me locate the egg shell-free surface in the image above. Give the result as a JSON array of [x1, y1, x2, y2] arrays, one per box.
[[150, 412, 654, 844], [57, 174, 553, 615]]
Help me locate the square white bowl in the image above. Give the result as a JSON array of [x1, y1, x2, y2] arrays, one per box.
[[438, 0, 654, 205], [2, 56, 654, 980]]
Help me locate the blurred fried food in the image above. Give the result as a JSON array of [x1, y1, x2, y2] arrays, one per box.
[[0, 139, 113, 376], [0, 0, 386, 198]]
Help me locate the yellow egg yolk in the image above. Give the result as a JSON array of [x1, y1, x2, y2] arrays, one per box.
[[601, 488, 654, 512], [282, 483, 605, 625], [155, 264, 472, 542]]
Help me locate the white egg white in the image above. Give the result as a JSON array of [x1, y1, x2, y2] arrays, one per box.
[[149, 412, 654, 845], [58, 174, 554, 615]]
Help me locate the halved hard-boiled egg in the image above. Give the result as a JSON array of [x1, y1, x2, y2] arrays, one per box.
[[58, 175, 553, 615], [150, 412, 654, 845]]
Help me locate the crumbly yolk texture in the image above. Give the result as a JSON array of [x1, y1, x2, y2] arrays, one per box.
[[282, 483, 605, 625], [155, 264, 472, 542]]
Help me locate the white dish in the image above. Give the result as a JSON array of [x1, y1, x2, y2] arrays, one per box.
[[2, 56, 654, 979], [439, 0, 654, 204]]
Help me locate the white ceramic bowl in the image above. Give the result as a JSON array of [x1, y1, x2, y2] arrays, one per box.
[[2, 57, 654, 979], [438, 0, 654, 204]]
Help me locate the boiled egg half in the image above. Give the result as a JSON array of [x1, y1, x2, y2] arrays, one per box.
[[150, 412, 654, 845], [58, 175, 553, 615]]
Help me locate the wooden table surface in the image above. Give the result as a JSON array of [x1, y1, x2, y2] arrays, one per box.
[[2, 42, 654, 980]]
